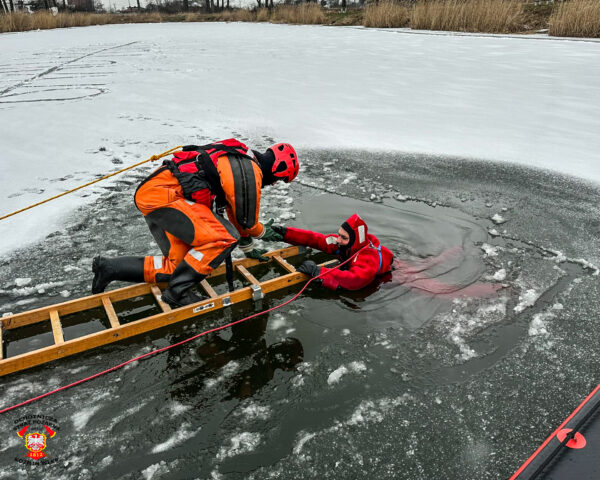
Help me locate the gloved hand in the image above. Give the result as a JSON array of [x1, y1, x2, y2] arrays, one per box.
[[260, 219, 285, 242], [245, 247, 269, 262], [298, 260, 321, 277], [272, 224, 287, 238], [239, 236, 269, 262]]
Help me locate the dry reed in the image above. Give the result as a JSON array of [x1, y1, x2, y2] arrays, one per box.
[[549, 0, 600, 37], [364, 1, 410, 28], [411, 0, 523, 33], [256, 7, 271, 22], [0, 12, 168, 33], [270, 3, 325, 24]]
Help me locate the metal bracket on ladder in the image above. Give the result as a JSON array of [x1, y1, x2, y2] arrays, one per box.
[[250, 284, 263, 301]]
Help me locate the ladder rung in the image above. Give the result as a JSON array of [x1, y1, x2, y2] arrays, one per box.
[[200, 280, 218, 298], [0, 321, 4, 360], [151, 285, 172, 312], [273, 254, 296, 273], [102, 296, 121, 329], [49, 310, 64, 345], [236, 264, 260, 285]]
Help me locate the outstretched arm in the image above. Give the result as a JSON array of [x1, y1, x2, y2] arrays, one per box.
[[283, 227, 340, 255]]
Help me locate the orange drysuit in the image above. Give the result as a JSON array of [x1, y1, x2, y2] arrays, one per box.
[[134, 140, 266, 283]]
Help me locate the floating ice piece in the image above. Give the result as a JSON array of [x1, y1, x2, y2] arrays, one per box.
[[515, 288, 539, 313], [216, 432, 261, 461], [488, 228, 500, 237], [529, 312, 554, 337], [327, 361, 367, 385], [327, 365, 348, 385], [293, 432, 316, 455], [491, 214, 506, 224], [492, 269, 506, 281], [481, 243, 498, 257], [72, 405, 102, 431], [152, 423, 199, 453], [279, 211, 296, 220], [395, 194, 408, 201], [236, 404, 271, 421], [14, 278, 32, 287]]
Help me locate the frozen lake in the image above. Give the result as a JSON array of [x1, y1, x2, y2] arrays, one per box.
[[0, 23, 599, 479]]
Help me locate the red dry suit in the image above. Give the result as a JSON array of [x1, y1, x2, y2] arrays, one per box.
[[134, 138, 265, 283], [284, 214, 394, 291]]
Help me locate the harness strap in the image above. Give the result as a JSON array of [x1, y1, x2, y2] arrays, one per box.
[[225, 253, 235, 292]]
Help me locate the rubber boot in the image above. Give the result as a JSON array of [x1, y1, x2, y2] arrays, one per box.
[[92, 256, 145, 294], [161, 260, 206, 309]]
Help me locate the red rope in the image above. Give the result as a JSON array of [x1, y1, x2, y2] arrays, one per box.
[[0, 250, 362, 415]]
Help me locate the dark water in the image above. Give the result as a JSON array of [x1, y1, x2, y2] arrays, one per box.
[[0, 149, 599, 479]]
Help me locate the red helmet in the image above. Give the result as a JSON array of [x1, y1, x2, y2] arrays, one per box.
[[268, 143, 299, 183]]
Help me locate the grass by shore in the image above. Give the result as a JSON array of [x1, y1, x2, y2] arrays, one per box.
[[1, 0, 598, 38]]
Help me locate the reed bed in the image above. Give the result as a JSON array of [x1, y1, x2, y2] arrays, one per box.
[[1, 1, 598, 39], [411, 0, 524, 33], [364, 1, 410, 28], [270, 3, 325, 24], [549, 0, 600, 37], [0, 11, 164, 33]]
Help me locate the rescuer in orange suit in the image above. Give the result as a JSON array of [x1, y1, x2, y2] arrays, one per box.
[[91, 139, 299, 308]]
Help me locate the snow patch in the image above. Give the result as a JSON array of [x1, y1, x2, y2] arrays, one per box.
[[152, 423, 200, 453], [327, 361, 367, 385], [515, 289, 539, 313], [216, 432, 262, 461], [72, 405, 102, 431]]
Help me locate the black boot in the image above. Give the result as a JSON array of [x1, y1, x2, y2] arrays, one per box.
[[92, 256, 145, 294], [161, 260, 206, 308]]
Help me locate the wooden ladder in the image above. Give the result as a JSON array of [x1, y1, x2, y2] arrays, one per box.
[[0, 246, 316, 377]]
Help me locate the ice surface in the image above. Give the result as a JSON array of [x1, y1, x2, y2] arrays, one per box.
[[1, 24, 599, 256]]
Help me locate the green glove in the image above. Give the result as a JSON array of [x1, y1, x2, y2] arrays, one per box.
[[245, 247, 269, 262], [260, 219, 284, 242]]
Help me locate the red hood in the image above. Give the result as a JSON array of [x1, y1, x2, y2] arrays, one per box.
[[341, 214, 370, 255]]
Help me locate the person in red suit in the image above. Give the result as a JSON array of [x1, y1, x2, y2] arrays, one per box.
[[273, 214, 394, 291]]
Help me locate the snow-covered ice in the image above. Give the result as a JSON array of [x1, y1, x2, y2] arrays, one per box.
[[1, 23, 600, 256]]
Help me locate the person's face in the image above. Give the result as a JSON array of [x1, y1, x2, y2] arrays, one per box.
[[337, 227, 350, 246]]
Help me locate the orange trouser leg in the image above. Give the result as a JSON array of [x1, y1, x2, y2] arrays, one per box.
[[135, 173, 239, 283]]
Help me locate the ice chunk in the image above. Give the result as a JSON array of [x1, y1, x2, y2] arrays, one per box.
[[327, 365, 348, 385], [216, 432, 261, 461], [491, 214, 506, 224], [515, 289, 539, 313]]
